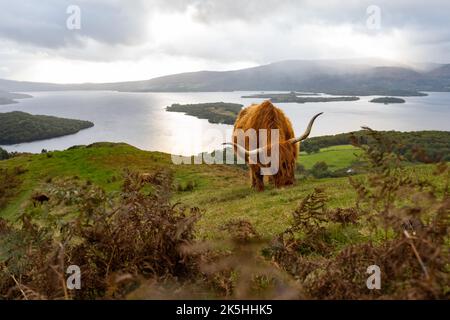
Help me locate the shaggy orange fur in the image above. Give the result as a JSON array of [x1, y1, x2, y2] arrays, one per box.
[[232, 100, 299, 191]]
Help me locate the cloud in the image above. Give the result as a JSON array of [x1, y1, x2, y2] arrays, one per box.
[[0, 0, 152, 48], [0, 0, 449, 82]]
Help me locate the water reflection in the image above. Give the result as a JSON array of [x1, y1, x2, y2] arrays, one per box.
[[1, 91, 449, 155]]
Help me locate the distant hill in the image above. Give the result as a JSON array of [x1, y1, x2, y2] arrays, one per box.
[[0, 111, 94, 145], [1, 59, 449, 95], [427, 64, 450, 80]]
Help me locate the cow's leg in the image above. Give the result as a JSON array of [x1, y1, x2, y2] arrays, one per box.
[[250, 165, 264, 191]]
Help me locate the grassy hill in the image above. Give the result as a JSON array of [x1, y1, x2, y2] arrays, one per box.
[[0, 143, 348, 237], [0, 142, 445, 239]]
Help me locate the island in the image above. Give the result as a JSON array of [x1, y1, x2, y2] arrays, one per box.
[[241, 91, 319, 99], [166, 102, 243, 125], [0, 91, 32, 105], [323, 89, 427, 97], [369, 97, 406, 104], [241, 92, 359, 103], [0, 111, 94, 144]]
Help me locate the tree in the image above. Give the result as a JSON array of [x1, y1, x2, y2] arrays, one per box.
[[310, 161, 331, 178], [302, 143, 320, 154], [0, 147, 9, 160]]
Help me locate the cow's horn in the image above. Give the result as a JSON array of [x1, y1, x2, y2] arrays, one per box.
[[289, 112, 323, 144], [222, 142, 262, 159]]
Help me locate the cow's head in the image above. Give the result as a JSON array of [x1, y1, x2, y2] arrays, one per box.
[[225, 112, 323, 180]]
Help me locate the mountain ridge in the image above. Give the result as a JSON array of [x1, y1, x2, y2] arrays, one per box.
[[1, 59, 449, 95]]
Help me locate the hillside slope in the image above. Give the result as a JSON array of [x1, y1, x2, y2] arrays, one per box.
[[0, 142, 445, 239]]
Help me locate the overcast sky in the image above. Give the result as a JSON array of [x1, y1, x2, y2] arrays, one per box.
[[0, 0, 449, 83]]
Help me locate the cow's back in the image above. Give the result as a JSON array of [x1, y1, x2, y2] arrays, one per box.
[[233, 100, 295, 145]]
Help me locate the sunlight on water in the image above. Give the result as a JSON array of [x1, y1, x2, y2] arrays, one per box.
[[1, 91, 449, 155]]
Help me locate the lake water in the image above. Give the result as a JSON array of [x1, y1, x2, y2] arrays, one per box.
[[1, 91, 449, 155]]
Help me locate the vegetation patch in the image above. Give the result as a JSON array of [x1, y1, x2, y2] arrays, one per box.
[[0, 167, 25, 210]]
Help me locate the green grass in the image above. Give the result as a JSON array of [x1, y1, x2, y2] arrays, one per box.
[[0, 143, 446, 240], [299, 145, 361, 170], [0, 143, 170, 218]]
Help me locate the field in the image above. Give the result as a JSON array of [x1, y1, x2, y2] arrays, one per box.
[[299, 145, 361, 170]]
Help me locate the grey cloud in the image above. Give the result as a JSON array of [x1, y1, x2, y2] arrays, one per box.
[[192, 0, 450, 28], [0, 0, 152, 48], [0, 0, 449, 80], [1, 0, 450, 50]]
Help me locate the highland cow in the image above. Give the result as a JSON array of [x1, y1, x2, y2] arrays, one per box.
[[226, 100, 322, 191]]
